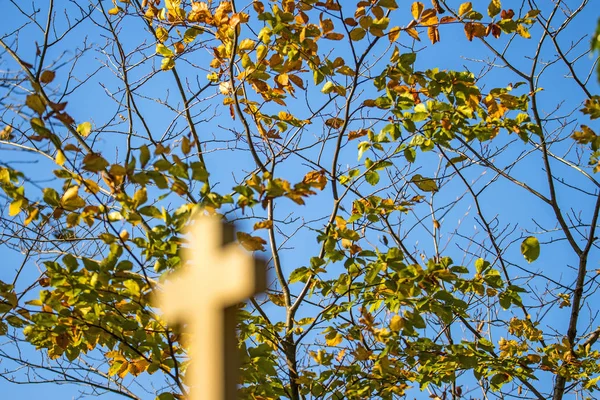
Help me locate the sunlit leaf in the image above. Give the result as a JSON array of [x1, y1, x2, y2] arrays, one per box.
[[458, 2, 473, 16], [411, 2, 424, 19], [521, 236, 540, 263], [77, 122, 92, 137]]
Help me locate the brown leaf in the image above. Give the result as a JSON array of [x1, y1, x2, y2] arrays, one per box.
[[501, 9, 515, 20], [174, 41, 184, 54], [288, 74, 305, 89], [428, 26, 440, 44], [431, 0, 445, 13], [439, 16, 456, 24], [324, 32, 344, 40], [237, 232, 267, 251], [325, 118, 344, 129], [344, 17, 358, 26], [491, 24, 501, 38], [40, 70, 56, 84], [54, 332, 70, 349], [348, 129, 369, 140]]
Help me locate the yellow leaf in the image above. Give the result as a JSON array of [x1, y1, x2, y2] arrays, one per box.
[[406, 27, 420, 41], [388, 26, 401, 42], [84, 179, 100, 194], [411, 1, 424, 19], [237, 232, 267, 251], [326, 332, 343, 346], [516, 24, 531, 39], [390, 315, 404, 332], [420, 9, 438, 26], [0, 125, 12, 140], [117, 361, 130, 378], [133, 187, 148, 206], [302, 170, 327, 190], [458, 2, 472, 16], [9, 199, 22, 217], [128, 359, 150, 376], [61, 185, 80, 203], [24, 208, 39, 226], [108, 6, 122, 15], [165, 0, 181, 12], [56, 149, 66, 166], [156, 26, 169, 43], [253, 220, 273, 230], [238, 38, 256, 51], [77, 122, 92, 137], [161, 57, 175, 71], [26, 94, 46, 115]]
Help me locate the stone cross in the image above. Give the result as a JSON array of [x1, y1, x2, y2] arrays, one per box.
[[158, 215, 266, 400]]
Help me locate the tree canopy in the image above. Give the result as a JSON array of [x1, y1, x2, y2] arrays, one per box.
[[0, 0, 599, 399]]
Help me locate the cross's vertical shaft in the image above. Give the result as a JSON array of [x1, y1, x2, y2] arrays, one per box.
[[158, 215, 266, 400]]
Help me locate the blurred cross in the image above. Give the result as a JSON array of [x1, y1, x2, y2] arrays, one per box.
[[158, 215, 266, 400]]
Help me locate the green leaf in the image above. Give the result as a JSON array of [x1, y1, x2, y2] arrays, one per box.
[[43, 188, 60, 206], [365, 170, 380, 185], [139, 145, 151, 168], [156, 393, 175, 400], [487, 0, 501, 17], [410, 174, 438, 192], [289, 267, 311, 283], [521, 236, 540, 263], [191, 162, 208, 182], [404, 147, 416, 163], [349, 27, 366, 41]]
